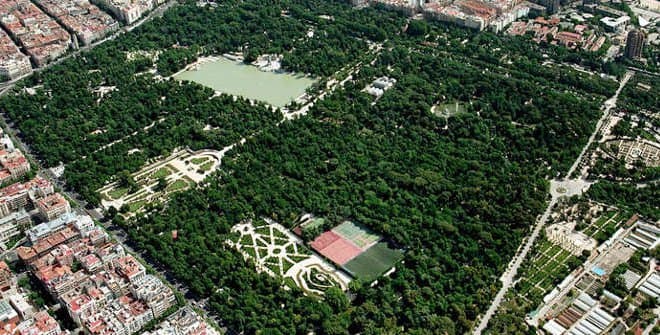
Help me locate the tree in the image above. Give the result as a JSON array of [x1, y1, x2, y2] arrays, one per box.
[[324, 287, 348, 312], [406, 20, 428, 37], [117, 171, 138, 193], [243, 48, 259, 63], [154, 177, 168, 192], [107, 206, 118, 218]]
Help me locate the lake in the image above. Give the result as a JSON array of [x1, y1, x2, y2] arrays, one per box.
[[174, 57, 316, 107]]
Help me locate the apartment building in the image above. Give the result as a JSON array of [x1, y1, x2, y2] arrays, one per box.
[[0, 262, 14, 293], [34, 0, 118, 45], [16, 311, 68, 335], [0, 299, 19, 328], [0, 209, 30, 246], [113, 255, 146, 284], [27, 213, 76, 244], [0, 178, 54, 246], [20, 224, 174, 335], [130, 275, 176, 318], [0, 0, 71, 66], [91, 0, 164, 24], [143, 306, 220, 335], [424, 0, 497, 30], [0, 148, 30, 184], [36, 193, 71, 221], [0, 29, 31, 80]]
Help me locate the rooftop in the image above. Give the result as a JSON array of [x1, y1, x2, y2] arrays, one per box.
[[36, 193, 69, 211], [114, 255, 144, 279]]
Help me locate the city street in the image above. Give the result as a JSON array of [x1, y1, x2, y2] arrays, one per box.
[[0, 0, 227, 331], [0, 0, 177, 96]]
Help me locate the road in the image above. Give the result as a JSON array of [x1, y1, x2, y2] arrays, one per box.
[[0, 0, 178, 213], [0, 0, 226, 330], [104, 215, 230, 332], [472, 196, 558, 335], [472, 71, 634, 335], [0, 0, 177, 96], [566, 71, 633, 178]]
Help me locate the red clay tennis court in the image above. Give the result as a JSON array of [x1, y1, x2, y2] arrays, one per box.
[[310, 231, 362, 265], [310, 230, 341, 250]]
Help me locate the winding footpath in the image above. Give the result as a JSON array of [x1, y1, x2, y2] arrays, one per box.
[[472, 70, 633, 335]]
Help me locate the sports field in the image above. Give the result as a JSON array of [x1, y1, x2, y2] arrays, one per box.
[[311, 220, 404, 281], [343, 242, 404, 281], [332, 221, 380, 249], [310, 231, 362, 265]]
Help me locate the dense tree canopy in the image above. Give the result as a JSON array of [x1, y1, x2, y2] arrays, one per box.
[[0, 0, 631, 334]]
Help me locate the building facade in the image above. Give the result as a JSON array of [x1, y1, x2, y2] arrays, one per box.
[[36, 193, 71, 221], [624, 29, 645, 59]]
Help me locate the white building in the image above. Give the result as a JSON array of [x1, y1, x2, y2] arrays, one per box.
[[0, 209, 30, 246], [545, 221, 597, 256], [129, 275, 175, 318], [9, 293, 34, 319], [600, 16, 630, 32], [0, 29, 32, 80], [0, 57, 32, 81], [489, 5, 530, 33], [142, 306, 220, 335], [91, 0, 160, 24]]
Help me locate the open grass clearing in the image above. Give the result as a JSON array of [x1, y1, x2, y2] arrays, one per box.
[[190, 157, 210, 165], [128, 200, 147, 212], [199, 161, 214, 172], [431, 101, 468, 118], [152, 167, 172, 179]]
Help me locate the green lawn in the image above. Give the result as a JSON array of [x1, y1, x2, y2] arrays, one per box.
[[538, 240, 553, 253], [254, 226, 271, 236], [152, 167, 172, 179], [584, 211, 612, 235], [432, 102, 467, 118], [548, 245, 562, 256], [265, 262, 281, 274], [191, 157, 209, 165], [128, 200, 147, 212], [282, 259, 294, 273], [289, 254, 309, 263], [517, 238, 581, 299], [166, 179, 190, 193], [272, 228, 289, 240], [199, 161, 214, 172], [108, 187, 128, 200], [240, 234, 253, 246], [243, 246, 257, 258], [285, 244, 296, 255]]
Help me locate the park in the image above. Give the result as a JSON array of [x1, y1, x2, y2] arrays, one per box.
[[98, 148, 222, 214], [228, 219, 352, 296]]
